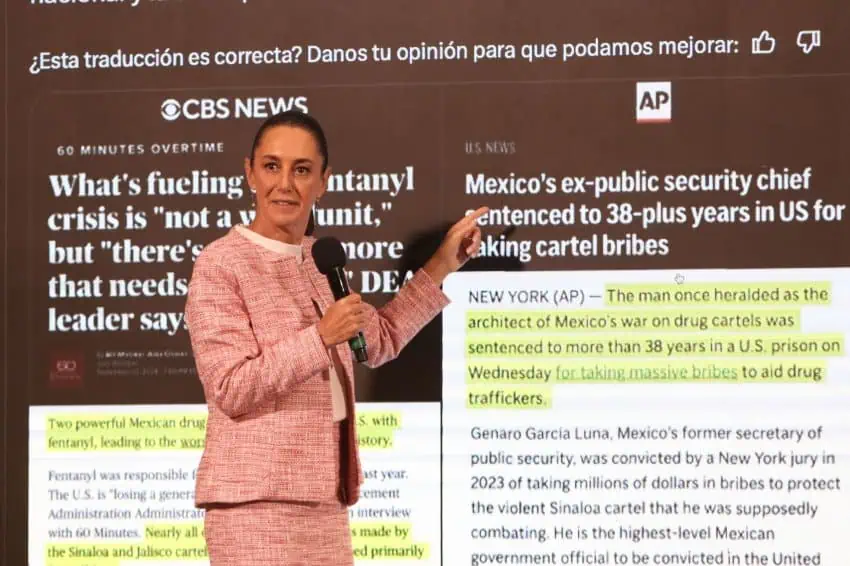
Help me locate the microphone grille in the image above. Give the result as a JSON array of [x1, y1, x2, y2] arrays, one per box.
[[311, 236, 347, 274]]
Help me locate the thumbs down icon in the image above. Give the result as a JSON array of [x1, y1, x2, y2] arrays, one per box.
[[797, 30, 821, 54]]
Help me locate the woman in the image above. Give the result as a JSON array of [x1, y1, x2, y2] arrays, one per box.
[[184, 110, 486, 565]]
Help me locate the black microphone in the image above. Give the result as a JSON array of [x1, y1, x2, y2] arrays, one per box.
[[311, 236, 368, 363]]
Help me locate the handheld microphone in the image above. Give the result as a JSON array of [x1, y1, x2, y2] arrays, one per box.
[[311, 236, 368, 363]]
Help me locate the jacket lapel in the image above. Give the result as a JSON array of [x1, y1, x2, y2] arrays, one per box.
[[301, 238, 333, 311]]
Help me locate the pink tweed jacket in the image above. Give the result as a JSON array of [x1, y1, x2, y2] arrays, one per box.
[[184, 227, 450, 508]]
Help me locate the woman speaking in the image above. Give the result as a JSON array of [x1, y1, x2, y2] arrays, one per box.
[[184, 110, 486, 565]]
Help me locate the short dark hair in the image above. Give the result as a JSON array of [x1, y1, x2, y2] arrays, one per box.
[[249, 110, 329, 171]]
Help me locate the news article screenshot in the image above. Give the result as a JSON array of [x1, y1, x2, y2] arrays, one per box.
[[26, 85, 444, 564], [4, 1, 849, 565], [437, 29, 850, 566]]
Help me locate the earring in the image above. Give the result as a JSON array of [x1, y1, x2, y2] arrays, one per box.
[[249, 188, 256, 208]]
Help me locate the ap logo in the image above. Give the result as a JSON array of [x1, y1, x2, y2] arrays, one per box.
[[636, 81, 671, 123]]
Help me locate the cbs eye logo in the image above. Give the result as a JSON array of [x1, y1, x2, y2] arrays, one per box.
[[161, 99, 181, 121]]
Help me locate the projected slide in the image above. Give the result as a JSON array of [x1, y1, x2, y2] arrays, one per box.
[[24, 69, 449, 566], [441, 269, 849, 565], [7, 0, 850, 565], [30, 403, 439, 565]]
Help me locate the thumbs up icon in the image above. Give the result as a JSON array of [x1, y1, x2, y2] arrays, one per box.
[[751, 30, 776, 54]]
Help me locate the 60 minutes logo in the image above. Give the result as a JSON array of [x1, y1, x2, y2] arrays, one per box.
[[49, 351, 84, 388], [160, 96, 309, 121]]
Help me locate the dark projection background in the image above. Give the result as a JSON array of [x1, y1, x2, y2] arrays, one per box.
[[4, 1, 849, 563]]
